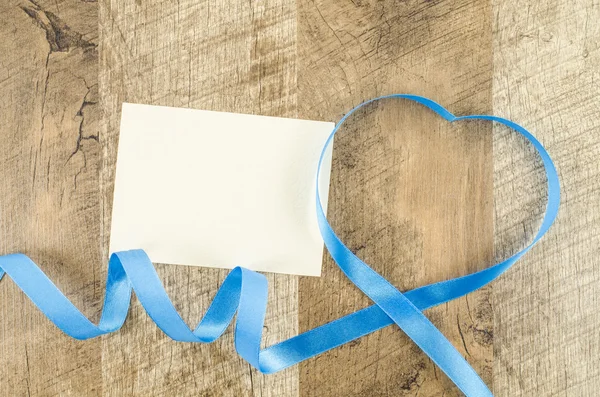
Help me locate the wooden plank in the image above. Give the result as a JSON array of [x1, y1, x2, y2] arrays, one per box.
[[98, 0, 299, 395], [492, 0, 600, 395], [297, 0, 495, 395], [0, 0, 102, 395]]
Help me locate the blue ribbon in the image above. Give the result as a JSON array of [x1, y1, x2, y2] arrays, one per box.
[[0, 95, 559, 396]]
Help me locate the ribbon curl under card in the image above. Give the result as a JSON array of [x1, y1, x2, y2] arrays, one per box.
[[0, 95, 559, 397]]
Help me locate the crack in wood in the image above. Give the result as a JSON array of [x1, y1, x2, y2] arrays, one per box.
[[19, 1, 96, 53], [65, 85, 98, 167], [457, 314, 472, 358]]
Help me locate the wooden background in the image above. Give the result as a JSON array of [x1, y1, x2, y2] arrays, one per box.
[[0, 0, 598, 395]]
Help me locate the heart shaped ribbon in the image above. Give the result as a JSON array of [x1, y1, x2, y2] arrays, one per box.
[[0, 95, 559, 396]]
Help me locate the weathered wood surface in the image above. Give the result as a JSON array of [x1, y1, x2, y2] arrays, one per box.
[[492, 0, 600, 395], [297, 0, 494, 395], [0, 0, 598, 396], [0, 0, 102, 395]]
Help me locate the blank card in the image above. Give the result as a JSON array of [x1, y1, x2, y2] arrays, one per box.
[[109, 103, 333, 276]]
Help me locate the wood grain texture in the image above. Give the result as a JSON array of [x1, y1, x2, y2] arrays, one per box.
[[297, 0, 494, 395], [0, 0, 101, 396], [99, 0, 298, 395], [492, 0, 600, 395], [1, 0, 599, 396]]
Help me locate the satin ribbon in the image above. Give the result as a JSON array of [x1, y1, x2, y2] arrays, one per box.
[[0, 95, 559, 396]]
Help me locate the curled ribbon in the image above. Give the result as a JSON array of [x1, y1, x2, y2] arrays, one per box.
[[0, 95, 559, 396]]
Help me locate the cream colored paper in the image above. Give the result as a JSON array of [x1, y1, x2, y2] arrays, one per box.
[[109, 103, 333, 276]]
